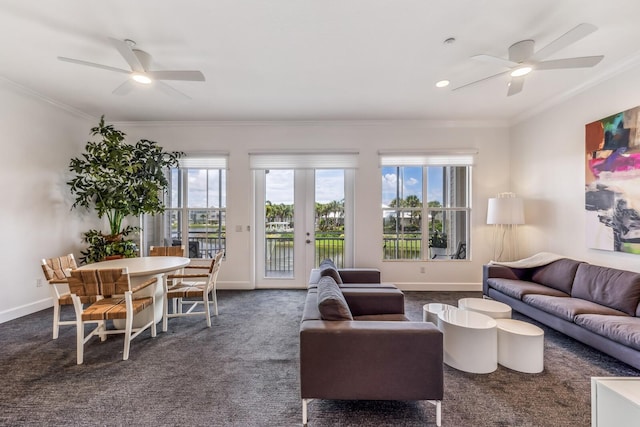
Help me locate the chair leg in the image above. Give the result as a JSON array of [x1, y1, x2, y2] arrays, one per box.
[[75, 320, 84, 365], [211, 288, 218, 316], [427, 400, 442, 427], [162, 294, 169, 333], [204, 291, 212, 328], [123, 292, 133, 361], [302, 399, 309, 425], [52, 301, 61, 340]]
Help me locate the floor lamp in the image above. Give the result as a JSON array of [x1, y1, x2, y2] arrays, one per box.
[[487, 192, 524, 262]]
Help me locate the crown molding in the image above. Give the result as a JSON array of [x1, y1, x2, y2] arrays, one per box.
[[511, 51, 640, 125], [0, 75, 95, 121]]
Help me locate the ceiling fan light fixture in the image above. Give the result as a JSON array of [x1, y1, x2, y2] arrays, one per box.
[[131, 73, 152, 84], [510, 66, 532, 77]]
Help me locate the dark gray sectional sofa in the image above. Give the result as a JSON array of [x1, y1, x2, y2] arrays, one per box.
[[300, 262, 443, 425], [483, 258, 640, 370]]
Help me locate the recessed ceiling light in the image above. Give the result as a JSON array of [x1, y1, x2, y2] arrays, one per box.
[[435, 80, 450, 88], [131, 73, 152, 84], [510, 66, 532, 77]]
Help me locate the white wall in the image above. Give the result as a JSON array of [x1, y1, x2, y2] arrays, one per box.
[[511, 62, 640, 272], [0, 79, 98, 322], [123, 121, 511, 291]]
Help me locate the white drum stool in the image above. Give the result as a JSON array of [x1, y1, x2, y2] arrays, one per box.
[[495, 319, 544, 373], [423, 303, 455, 324]]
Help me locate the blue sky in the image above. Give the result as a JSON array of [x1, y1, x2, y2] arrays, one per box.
[[381, 166, 443, 206]]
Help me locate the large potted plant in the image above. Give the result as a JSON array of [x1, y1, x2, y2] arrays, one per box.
[[68, 116, 182, 263]]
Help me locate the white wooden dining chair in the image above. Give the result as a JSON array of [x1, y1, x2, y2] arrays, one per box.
[[68, 268, 158, 364], [163, 251, 223, 331], [40, 254, 87, 339]]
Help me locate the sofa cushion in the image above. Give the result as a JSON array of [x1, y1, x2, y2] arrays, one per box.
[[574, 314, 640, 351], [319, 259, 343, 284], [571, 264, 640, 316], [531, 258, 582, 294], [522, 294, 628, 322], [488, 278, 570, 300], [317, 276, 352, 320]]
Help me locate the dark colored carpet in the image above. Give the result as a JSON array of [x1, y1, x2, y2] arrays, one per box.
[[0, 290, 637, 426]]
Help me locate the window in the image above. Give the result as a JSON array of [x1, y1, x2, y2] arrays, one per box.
[[144, 156, 227, 259], [381, 152, 473, 261]]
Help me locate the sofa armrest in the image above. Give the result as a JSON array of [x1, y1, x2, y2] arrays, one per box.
[[300, 320, 443, 400], [341, 288, 405, 316], [483, 264, 520, 295]]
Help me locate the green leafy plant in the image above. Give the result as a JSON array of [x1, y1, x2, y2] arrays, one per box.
[[68, 116, 183, 263], [429, 231, 448, 248], [81, 227, 138, 264]]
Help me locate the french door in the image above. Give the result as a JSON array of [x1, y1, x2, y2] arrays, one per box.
[[254, 168, 353, 288]]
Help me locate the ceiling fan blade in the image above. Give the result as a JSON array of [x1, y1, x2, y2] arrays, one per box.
[[57, 56, 130, 74], [147, 70, 206, 81], [507, 76, 525, 96], [530, 23, 598, 62], [471, 54, 518, 69], [536, 55, 604, 70], [508, 40, 535, 63], [452, 70, 511, 91], [155, 81, 191, 99], [112, 80, 135, 95], [108, 37, 145, 72]]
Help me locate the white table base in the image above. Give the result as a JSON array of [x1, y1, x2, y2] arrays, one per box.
[[495, 319, 544, 373], [438, 309, 497, 374]]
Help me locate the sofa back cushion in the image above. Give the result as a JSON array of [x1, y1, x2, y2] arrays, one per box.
[[571, 263, 640, 316], [319, 258, 343, 284], [317, 276, 353, 320], [531, 258, 582, 294]]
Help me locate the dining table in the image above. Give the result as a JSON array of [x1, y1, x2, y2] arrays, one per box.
[[77, 256, 191, 328]]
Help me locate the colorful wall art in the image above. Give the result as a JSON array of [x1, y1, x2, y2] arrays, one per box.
[[585, 106, 640, 254]]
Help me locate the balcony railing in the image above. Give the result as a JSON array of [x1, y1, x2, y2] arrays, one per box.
[[264, 234, 345, 275]]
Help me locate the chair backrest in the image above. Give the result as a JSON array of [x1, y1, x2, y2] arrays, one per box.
[[41, 254, 77, 282], [150, 246, 185, 257], [68, 268, 131, 298], [208, 251, 224, 287], [453, 242, 467, 260]]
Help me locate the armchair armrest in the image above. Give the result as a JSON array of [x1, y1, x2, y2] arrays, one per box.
[[337, 268, 381, 284], [131, 277, 158, 294], [300, 320, 443, 400], [341, 288, 405, 316], [483, 264, 522, 295], [167, 273, 209, 280]]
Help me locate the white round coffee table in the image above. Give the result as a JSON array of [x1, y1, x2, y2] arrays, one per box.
[[438, 308, 497, 374], [495, 319, 544, 373], [458, 297, 512, 319], [423, 303, 455, 324]]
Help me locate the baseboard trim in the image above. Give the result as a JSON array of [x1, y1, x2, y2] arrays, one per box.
[[0, 298, 52, 324], [217, 281, 254, 290], [394, 282, 482, 292]]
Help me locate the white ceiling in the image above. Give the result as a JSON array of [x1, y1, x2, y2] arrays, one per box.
[[2, 0, 640, 123]]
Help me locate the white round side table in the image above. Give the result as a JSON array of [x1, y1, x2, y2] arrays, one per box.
[[495, 319, 544, 373], [423, 303, 455, 324], [458, 297, 512, 319], [438, 308, 497, 374]]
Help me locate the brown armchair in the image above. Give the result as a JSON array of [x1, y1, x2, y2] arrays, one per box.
[[299, 277, 443, 426]]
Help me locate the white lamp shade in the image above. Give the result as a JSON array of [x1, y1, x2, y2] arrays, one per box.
[[487, 197, 524, 225]]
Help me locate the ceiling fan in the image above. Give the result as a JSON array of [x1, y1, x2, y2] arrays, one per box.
[[453, 23, 604, 96], [58, 37, 205, 99]]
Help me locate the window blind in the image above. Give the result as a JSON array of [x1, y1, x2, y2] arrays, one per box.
[[378, 149, 477, 166], [178, 153, 228, 169], [249, 151, 359, 169]]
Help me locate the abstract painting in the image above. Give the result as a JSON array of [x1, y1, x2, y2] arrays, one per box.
[[585, 106, 640, 254]]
